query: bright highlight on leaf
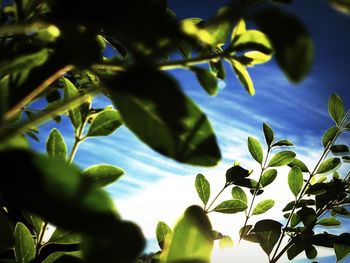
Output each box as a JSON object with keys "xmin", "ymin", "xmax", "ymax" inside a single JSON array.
[
  {"xmin": 248, "ymin": 136, "xmax": 264, "ymax": 164},
  {"xmin": 268, "ymin": 151, "xmax": 296, "ymax": 167},
  {"xmin": 213, "ymin": 199, "xmax": 248, "ymax": 214},
  {"xmin": 46, "ymin": 128, "xmax": 67, "ymax": 160},
  {"xmin": 252, "ymin": 199, "xmax": 275, "ymax": 215},
  {"xmin": 87, "ymin": 109, "xmax": 122, "ymax": 137},
  {"xmin": 288, "ymin": 166, "xmax": 303, "ymax": 197},
  {"xmin": 328, "ymin": 93, "xmax": 345, "ymax": 125},
  {"xmin": 195, "ymin": 174, "xmax": 211, "ymax": 206}
]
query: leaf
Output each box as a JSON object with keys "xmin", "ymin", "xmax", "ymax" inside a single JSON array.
[
  {"xmin": 272, "ymin": 140, "xmax": 294, "ymax": 147},
  {"xmin": 46, "ymin": 128, "xmax": 67, "ymax": 160},
  {"xmin": 86, "ymin": 109, "xmax": 122, "ymax": 137},
  {"xmin": 268, "ymin": 151, "xmax": 296, "ymax": 167},
  {"xmin": 297, "ymin": 207, "xmax": 317, "ymax": 227},
  {"xmin": 260, "ymin": 169, "xmax": 277, "ymax": 187},
  {"xmin": 213, "ymin": 200, "xmax": 248, "ymax": 214},
  {"xmin": 231, "ymin": 30, "xmax": 273, "ymax": 54},
  {"xmin": 226, "ymin": 165, "xmax": 250, "ymax": 183},
  {"xmin": 334, "ymin": 233, "xmax": 350, "ymax": 263},
  {"xmin": 332, "ymin": 207, "xmax": 350, "ymax": 216},
  {"xmin": 316, "ymin": 158, "xmax": 341, "ymax": 174},
  {"xmin": 288, "ymin": 159, "xmax": 309, "ymax": 173},
  {"xmin": 305, "ymin": 246, "xmax": 317, "ymax": 259},
  {"xmin": 161, "ymin": 206, "xmax": 213, "ymax": 262},
  {"xmin": 263, "ymin": 123, "xmax": 274, "ymax": 146},
  {"xmin": 322, "ymin": 126, "xmax": 339, "ymax": 148},
  {"xmin": 252, "ymin": 199, "xmax": 275, "ymax": 215},
  {"xmin": 237, "ymin": 51, "xmax": 272, "ymax": 66},
  {"xmin": 156, "ymin": 221, "xmax": 172, "ymax": 250},
  {"xmin": 63, "ymin": 78, "xmax": 83, "ymax": 130},
  {"xmin": 328, "ymin": 93, "xmax": 345, "ymax": 125},
  {"xmin": 328, "ymin": 0, "xmax": 350, "ymax": 15},
  {"xmin": 230, "ymin": 59, "xmax": 255, "ymax": 95},
  {"xmin": 253, "ymin": 219, "xmax": 282, "ymax": 255},
  {"xmin": 253, "ymin": 8, "xmax": 313, "ymax": 82},
  {"xmin": 81, "ymin": 164, "xmax": 124, "ymax": 187},
  {"xmin": 235, "ymin": 178, "xmax": 260, "ymax": 189},
  {"xmin": 219, "ymin": 236, "xmax": 234, "ymax": 248},
  {"xmin": 287, "ymin": 244, "xmax": 304, "ymax": 260},
  {"xmin": 248, "ymin": 136, "xmax": 264, "ymax": 164},
  {"xmin": 103, "ymin": 69, "xmax": 221, "ymax": 166},
  {"xmin": 49, "ymin": 228, "xmax": 81, "ymax": 244},
  {"xmin": 42, "ymin": 251, "xmax": 83, "ymax": 263},
  {"xmin": 317, "ymin": 217, "xmax": 341, "ymax": 226},
  {"xmin": 231, "ymin": 19, "xmax": 246, "ymax": 40},
  {"xmin": 288, "ymin": 166, "xmax": 303, "ymax": 197},
  {"xmin": 195, "ymin": 174, "xmax": 210, "ymax": 206},
  {"xmin": 14, "ymin": 222, "xmax": 35, "ymax": 263},
  {"xmin": 190, "ymin": 66, "xmax": 218, "ymax": 96},
  {"xmin": 239, "ymin": 225, "xmax": 252, "ymax": 238},
  {"xmin": 231, "ymin": 186, "xmax": 247, "ymax": 204},
  {"xmin": 330, "ymin": 145, "xmax": 349, "ymax": 154},
  {"xmin": 23, "ymin": 213, "xmax": 43, "ymax": 235}
]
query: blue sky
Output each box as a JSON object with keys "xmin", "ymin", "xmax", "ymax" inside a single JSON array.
[{"xmin": 29, "ymin": 1, "xmax": 350, "ymax": 262}]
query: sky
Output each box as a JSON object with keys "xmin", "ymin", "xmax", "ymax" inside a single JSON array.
[{"xmin": 29, "ymin": 0, "xmax": 350, "ymax": 262}]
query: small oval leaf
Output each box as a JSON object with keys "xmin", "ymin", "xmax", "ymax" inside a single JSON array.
[
  {"xmin": 316, "ymin": 158, "xmax": 341, "ymax": 175},
  {"xmin": 317, "ymin": 217, "xmax": 341, "ymax": 226},
  {"xmin": 156, "ymin": 221, "xmax": 172, "ymax": 250},
  {"xmin": 288, "ymin": 159, "xmax": 309, "ymax": 173},
  {"xmin": 213, "ymin": 200, "xmax": 248, "ymax": 214},
  {"xmin": 248, "ymin": 136, "xmax": 264, "ymax": 164},
  {"xmin": 81, "ymin": 164, "xmax": 124, "ymax": 187},
  {"xmin": 252, "ymin": 199, "xmax": 275, "ymax": 215},
  {"xmin": 268, "ymin": 151, "xmax": 296, "ymax": 167},
  {"xmin": 322, "ymin": 126, "xmax": 339, "ymax": 148},
  {"xmin": 14, "ymin": 222, "xmax": 36, "ymax": 263},
  {"xmin": 328, "ymin": 93, "xmax": 345, "ymax": 125},
  {"xmin": 260, "ymin": 169, "xmax": 277, "ymax": 187},
  {"xmin": 288, "ymin": 167, "xmax": 303, "ymax": 197},
  {"xmin": 272, "ymin": 140, "xmax": 294, "ymax": 147},
  {"xmin": 46, "ymin": 128, "xmax": 67, "ymax": 160},
  {"xmin": 195, "ymin": 174, "xmax": 211, "ymax": 206},
  {"xmin": 231, "ymin": 186, "xmax": 247, "ymax": 204},
  {"xmin": 63, "ymin": 78, "xmax": 83, "ymax": 130},
  {"xmin": 263, "ymin": 123, "xmax": 274, "ymax": 147},
  {"xmin": 87, "ymin": 110, "xmax": 122, "ymax": 137},
  {"xmin": 190, "ymin": 66, "xmax": 218, "ymax": 96}
]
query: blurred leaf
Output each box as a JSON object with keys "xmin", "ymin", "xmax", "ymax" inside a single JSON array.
[
  {"xmin": 328, "ymin": 0, "xmax": 350, "ymax": 15},
  {"xmin": 0, "ymin": 134, "xmax": 29, "ymax": 151},
  {"xmin": 230, "ymin": 59, "xmax": 255, "ymax": 95},
  {"xmin": 156, "ymin": 221, "xmax": 172, "ymax": 250},
  {"xmin": 328, "ymin": 93, "xmax": 345, "ymax": 125},
  {"xmin": 86, "ymin": 109, "xmax": 122, "ymax": 137},
  {"xmin": 343, "ymin": 156, "xmax": 350, "ymax": 162},
  {"xmin": 231, "ymin": 29, "xmax": 272, "ymax": 54},
  {"xmin": 81, "ymin": 164, "xmax": 124, "ymax": 187},
  {"xmin": 46, "ymin": 128, "xmax": 67, "ymax": 160},
  {"xmin": 42, "ymin": 251, "xmax": 83, "ymax": 263},
  {"xmin": 213, "ymin": 200, "xmax": 247, "ymax": 214},
  {"xmin": 210, "ymin": 60, "xmax": 226, "ymax": 80},
  {"xmin": 231, "ymin": 186, "xmax": 247, "ymax": 204},
  {"xmin": 288, "ymin": 159, "xmax": 309, "ymax": 173},
  {"xmin": 104, "ymin": 69, "xmax": 221, "ymax": 166},
  {"xmin": 288, "ymin": 166, "xmax": 303, "ymax": 197},
  {"xmin": 190, "ymin": 66, "xmax": 218, "ymax": 96},
  {"xmin": 316, "ymin": 158, "xmax": 341, "ymax": 174},
  {"xmin": 63, "ymin": 78, "xmax": 83, "ymax": 130},
  {"xmin": 23, "ymin": 212, "xmax": 43, "ymax": 235},
  {"xmin": 237, "ymin": 51, "xmax": 272, "ymax": 66},
  {"xmin": 252, "ymin": 199, "xmax": 275, "ymax": 215},
  {"xmin": 322, "ymin": 126, "xmax": 339, "ymax": 148},
  {"xmin": 272, "ymin": 139, "xmax": 294, "ymax": 147},
  {"xmin": 268, "ymin": 151, "xmax": 296, "ymax": 167},
  {"xmin": 253, "ymin": 8, "xmax": 313, "ymax": 82},
  {"xmin": 317, "ymin": 217, "xmax": 341, "ymax": 226},
  {"xmin": 219, "ymin": 236, "xmax": 234, "ymax": 248},
  {"xmin": 334, "ymin": 233, "xmax": 350, "ymax": 262},
  {"xmin": 231, "ymin": 19, "xmax": 246, "ymax": 40},
  {"xmin": 14, "ymin": 222, "xmax": 35, "ymax": 263},
  {"xmin": 49, "ymin": 228, "xmax": 81, "ymax": 244},
  {"xmin": 195, "ymin": 174, "xmax": 211, "ymax": 206},
  {"xmin": 305, "ymin": 246, "xmax": 317, "ymax": 259},
  {"xmin": 260, "ymin": 169, "xmax": 277, "ymax": 187},
  {"xmin": 253, "ymin": 219, "xmax": 282, "ymax": 255},
  {"xmin": 263, "ymin": 123, "xmax": 274, "ymax": 146},
  {"xmin": 161, "ymin": 206, "xmax": 213, "ymax": 262},
  {"xmin": 0, "ymin": 212, "xmax": 14, "ymax": 252},
  {"xmin": 291, "ymin": 213, "xmax": 301, "ymax": 227},
  {"xmin": 332, "ymin": 207, "xmax": 350, "ymax": 216},
  {"xmin": 330, "ymin": 145, "xmax": 349, "ymax": 154},
  {"xmin": 248, "ymin": 136, "xmax": 264, "ymax": 164}
]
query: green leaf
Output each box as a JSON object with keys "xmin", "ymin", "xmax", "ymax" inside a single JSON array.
[
  {"xmin": 316, "ymin": 158, "xmax": 341, "ymax": 174},
  {"xmin": 161, "ymin": 206, "xmax": 213, "ymax": 263},
  {"xmin": 330, "ymin": 145, "xmax": 349, "ymax": 154},
  {"xmin": 297, "ymin": 207, "xmax": 317, "ymax": 227},
  {"xmin": 263, "ymin": 123, "xmax": 274, "ymax": 146},
  {"xmin": 230, "ymin": 59, "xmax": 255, "ymax": 95},
  {"xmin": 239, "ymin": 225, "xmax": 252, "ymax": 239},
  {"xmin": 63, "ymin": 78, "xmax": 83, "ymax": 130},
  {"xmin": 328, "ymin": 93, "xmax": 345, "ymax": 125},
  {"xmin": 305, "ymin": 245, "xmax": 317, "ymax": 259},
  {"xmin": 23, "ymin": 213, "xmax": 43, "ymax": 235},
  {"xmin": 219, "ymin": 236, "xmax": 234, "ymax": 248},
  {"xmin": 260, "ymin": 169, "xmax": 277, "ymax": 187},
  {"xmin": 234, "ymin": 178, "xmax": 260, "ymax": 189},
  {"xmin": 288, "ymin": 159, "xmax": 309, "ymax": 173},
  {"xmin": 328, "ymin": 0, "xmax": 350, "ymax": 15},
  {"xmin": 190, "ymin": 66, "xmax": 218, "ymax": 96},
  {"xmin": 253, "ymin": 8, "xmax": 313, "ymax": 82},
  {"xmin": 332, "ymin": 207, "xmax": 350, "ymax": 216},
  {"xmin": 42, "ymin": 251, "xmax": 83, "ymax": 263},
  {"xmin": 317, "ymin": 217, "xmax": 341, "ymax": 226},
  {"xmin": 195, "ymin": 174, "xmax": 210, "ymax": 206},
  {"xmin": 231, "ymin": 186, "xmax": 247, "ymax": 204},
  {"xmin": 156, "ymin": 221, "xmax": 172, "ymax": 250},
  {"xmin": 14, "ymin": 222, "xmax": 35, "ymax": 263},
  {"xmin": 103, "ymin": 69, "xmax": 221, "ymax": 166},
  {"xmin": 236, "ymin": 51, "xmax": 272, "ymax": 67},
  {"xmin": 287, "ymin": 244, "xmax": 304, "ymax": 260},
  {"xmin": 248, "ymin": 136, "xmax": 264, "ymax": 164},
  {"xmin": 0, "ymin": 212, "xmax": 14, "ymax": 252},
  {"xmin": 288, "ymin": 166, "xmax": 303, "ymax": 197},
  {"xmin": 86, "ymin": 109, "xmax": 122, "ymax": 137},
  {"xmin": 272, "ymin": 140, "xmax": 294, "ymax": 147},
  {"xmin": 231, "ymin": 30, "xmax": 273, "ymax": 54},
  {"xmin": 81, "ymin": 164, "xmax": 124, "ymax": 187},
  {"xmin": 231, "ymin": 19, "xmax": 246, "ymax": 40},
  {"xmin": 322, "ymin": 126, "xmax": 339, "ymax": 148},
  {"xmin": 268, "ymin": 151, "xmax": 296, "ymax": 167},
  {"xmin": 213, "ymin": 200, "xmax": 247, "ymax": 214},
  {"xmin": 46, "ymin": 128, "xmax": 67, "ymax": 160},
  {"xmin": 252, "ymin": 199, "xmax": 275, "ymax": 215},
  {"xmin": 291, "ymin": 213, "xmax": 301, "ymax": 227},
  {"xmin": 49, "ymin": 228, "xmax": 81, "ymax": 244},
  {"xmin": 334, "ymin": 233, "xmax": 350, "ymax": 263},
  {"xmin": 253, "ymin": 219, "xmax": 282, "ymax": 255}
]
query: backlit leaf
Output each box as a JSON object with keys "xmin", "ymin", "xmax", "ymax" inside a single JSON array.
[
  {"xmin": 317, "ymin": 217, "xmax": 341, "ymax": 226},
  {"xmin": 328, "ymin": 93, "xmax": 345, "ymax": 125},
  {"xmin": 231, "ymin": 186, "xmax": 247, "ymax": 203},
  {"xmin": 219, "ymin": 236, "xmax": 234, "ymax": 248},
  {"xmin": 260, "ymin": 169, "xmax": 277, "ymax": 187},
  {"xmin": 156, "ymin": 221, "xmax": 172, "ymax": 250},
  {"xmin": 316, "ymin": 158, "xmax": 341, "ymax": 174},
  {"xmin": 63, "ymin": 78, "xmax": 83, "ymax": 130},
  {"xmin": 268, "ymin": 151, "xmax": 296, "ymax": 167},
  {"xmin": 263, "ymin": 123, "xmax": 274, "ymax": 146},
  {"xmin": 195, "ymin": 174, "xmax": 211, "ymax": 206},
  {"xmin": 49, "ymin": 228, "xmax": 81, "ymax": 244},
  {"xmin": 272, "ymin": 140, "xmax": 294, "ymax": 147},
  {"xmin": 213, "ymin": 200, "xmax": 247, "ymax": 214},
  {"xmin": 81, "ymin": 164, "xmax": 124, "ymax": 187},
  {"xmin": 252, "ymin": 199, "xmax": 275, "ymax": 215},
  {"xmin": 87, "ymin": 110, "xmax": 122, "ymax": 137},
  {"xmin": 288, "ymin": 159, "xmax": 309, "ymax": 173},
  {"xmin": 253, "ymin": 219, "xmax": 282, "ymax": 255},
  {"xmin": 248, "ymin": 136, "xmax": 264, "ymax": 164},
  {"xmin": 322, "ymin": 126, "xmax": 339, "ymax": 148},
  {"xmin": 230, "ymin": 59, "xmax": 255, "ymax": 95},
  {"xmin": 288, "ymin": 166, "xmax": 303, "ymax": 197},
  {"xmin": 46, "ymin": 128, "xmax": 67, "ymax": 160}
]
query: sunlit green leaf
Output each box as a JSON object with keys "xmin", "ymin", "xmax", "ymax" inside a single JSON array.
[
  {"xmin": 263, "ymin": 123, "xmax": 274, "ymax": 146},
  {"xmin": 268, "ymin": 151, "xmax": 296, "ymax": 167},
  {"xmin": 156, "ymin": 221, "xmax": 172, "ymax": 250},
  {"xmin": 42, "ymin": 251, "xmax": 83, "ymax": 263},
  {"xmin": 219, "ymin": 236, "xmax": 234, "ymax": 248},
  {"xmin": 252, "ymin": 199, "xmax": 275, "ymax": 215},
  {"xmin": 14, "ymin": 222, "xmax": 35, "ymax": 263},
  {"xmin": 230, "ymin": 59, "xmax": 255, "ymax": 95},
  {"xmin": 334, "ymin": 233, "xmax": 350, "ymax": 263},
  {"xmin": 288, "ymin": 159, "xmax": 309, "ymax": 173},
  {"xmin": 288, "ymin": 166, "xmax": 303, "ymax": 197},
  {"xmin": 248, "ymin": 136, "xmax": 264, "ymax": 164},
  {"xmin": 190, "ymin": 66, "xmax": 218, "ymax": 96},
  {"xmin": 86, "ymin": 109, "xmax": 122, "ymax": 137},
  {"xmin": 63, "ymin": 78, "xmax": 83, "ymax": 130},
  {"xmin": 231, "ymin": 186, "xmax": 247, "ymax": 204},
  {"xmin": 328, "ymin": 93, "xmax": 345, "ymax": 125},
  {"xmin": 46, "ymin": 128, "xmax": 67, "ymax": 160},
  {"xmin": 316, "ymin": 158, "xmax": 341, "ymax": 174},
  {"xmin": 81, "ymin": 164, "xmax": 124, "ymax": 187},
  {"xmin": 195, "ymin": 174, "xmax": 211, "ymax": 206},
  {"xmin": 260, "ymin": 169, "xmax": 277, "ymax": 187},
  {"xmin": 49, "ymin": 228, "xmax": 81, "ymax": 244},
  {"xmin": 322, "ymin": 126, "xmax": 339, "ymax": 148},
  {"xmin": 272, "ymin": 140, "xmax": 294, "ymax": 147},
  {"xmin": 317, "ymin": 217, "xmax": 341, "ymax": 226},
  {"xmin": 213, "ymin": 200, "xmax": 247, "ymax": 214}
]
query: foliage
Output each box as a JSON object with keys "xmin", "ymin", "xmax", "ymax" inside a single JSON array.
[{"xmin": 0, "ymin": 0, "xmax": 348, "ymax": 262}]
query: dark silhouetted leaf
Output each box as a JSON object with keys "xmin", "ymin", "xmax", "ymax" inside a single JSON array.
[
  {"xmin": 253, "ymin": 219, "xmax": 282, "ymax": 255},
  {"xmin": 46, "ymin": 128, "xmax": 67, "ymax": 160},
  {"xmin": 330, "ymin": 145, "xmax": 349, "ymax": 154},
  {"xmin": 288, "ymin": 166, "xmax": 303, "ymax": 197},
  {"xmin": 81, "ymin": 164, "xmax": 124, "ymax": 187},
  {"xmin": 287, "ymin": 244, "xmax": 304, "ymax": 260},
  {"xmin": 322, "ymin": 126, "xmax": 339, "ymax": 148},
  {"xmin": 0, "ymin": 212, "xmax": 14, "ymax": 252},
  {"xmin": 226, "ymin": 165, "xmax": 250, "ymax": 183},
  {"xmin": 86, "ymin": 110, "xmax": 122, "ymax": 137},
  {"xmin": 328, "ymin": 93, "xmax": 345, "ymax": 125},
  {"xmin": 252, "ymin": 199, "xmax": 274, "ymax": 215},
  {"xmin": 190, "ymin": 66, "xmax": 218, "ymax": 96},
  {"xmin": 260, "ymin": 169, "xmax": 277, "ymax": 187},
  {"xmin": 248, "ymin": 136, "xmax": 264, "ymax": 164},
  {"xmin": 305, "ymin": 245, "xmax": 317, "ymax": 259},
  {"xmin": 195, "ymin": 174, "xmax": 210, "ymax": 206},
  {"xmin": 156, "ymin": 221, "xmax": 172, "ymax": 250},
  {"xmin": 334, "ymin": 233, "xmax": 350, "ymax": 262},
  {"xmin": 297, "ymin": 207, "xmax": 317, "ymax": 227},
  {"xmin": 213, "ymin": 200, "xmax": 248, "ymax": 214},
  {"xmin": 268, "ymin": 151, "xmax": 296, "ymax": 167}
]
